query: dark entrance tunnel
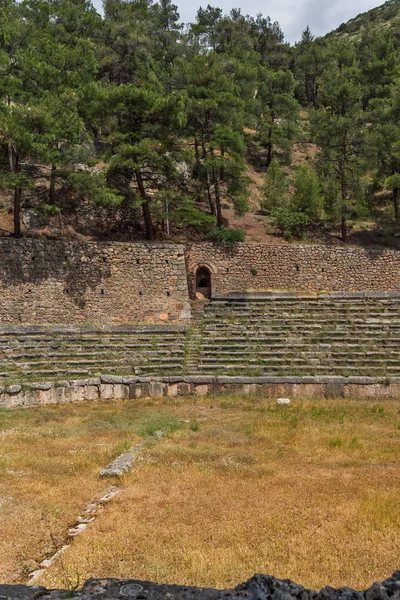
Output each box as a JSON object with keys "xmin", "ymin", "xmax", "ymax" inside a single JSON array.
[{"xmin": 195, "ymin": 266, "xmax": 212, "ymax": 299}]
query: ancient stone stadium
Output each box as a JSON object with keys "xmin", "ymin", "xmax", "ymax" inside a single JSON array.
[
  {"xmin": 2, "ymin": 240, "xmax": 400, "ymax": 596},
  {"xmin": 2, "ymin": 240, "xmax": 400, "ymax": 406}
]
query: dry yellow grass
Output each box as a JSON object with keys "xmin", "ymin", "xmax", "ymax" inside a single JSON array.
[
  {"xmin": 0, "ymin": 401, "xmax": 180, "ymax": 584},
  {"xmin": 27, "ymin": 397, "xmax": 400, "ymax": 592}
]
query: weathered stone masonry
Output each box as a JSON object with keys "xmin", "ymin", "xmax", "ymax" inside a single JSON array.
[
  {"xmin": 186, "ymin": 243, "xmax": 400, "ymax": 296},
  {"xmin": 2, "ymin": 240, "xmax": 400, "ymax": 325},
  {"xmin": 0, "ymin": 240, "xmax": 190, "ymax": 324}
]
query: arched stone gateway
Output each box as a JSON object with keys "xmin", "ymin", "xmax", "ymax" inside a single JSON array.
[{"xmin": 195, "ymin": 266, "xmax": 212, "ymax": 299}]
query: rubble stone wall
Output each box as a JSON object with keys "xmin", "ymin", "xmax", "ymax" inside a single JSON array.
[
  {"xmin": 186, "ymin": 243, "xmax": 400, "ymax": 296},
  {"xmin": 0, "ymin": 240, "xmax": 190, "ymax": 324},
  {"xmin": 3, "ymin": 240, "xmax": 400, "ymax": 324}
]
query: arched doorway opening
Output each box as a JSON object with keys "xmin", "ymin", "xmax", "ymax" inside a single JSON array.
[{"xmin": 196, "ymin": 266, "xmax": 212, "ymax": 299}]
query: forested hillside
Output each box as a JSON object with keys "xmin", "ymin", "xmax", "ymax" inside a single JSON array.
[{"xmin": 1, "ymin": 0, "xmax": 400, "ymax": 245}]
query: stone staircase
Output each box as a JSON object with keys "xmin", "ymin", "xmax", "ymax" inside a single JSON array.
[
  {"xmin": 0, "ymin": 325, "xmax": 187, "ymax": 385},
  {"xmin": 2, "ymin": 293, "xmax": 400, "ymax": 385},
  {"xmin": 194, "ymin": 293, "xmax": 400, "ymax": 377},
  {"xmin": 184, "ymin": 302, "xmax": 206, "ymax": 372}
]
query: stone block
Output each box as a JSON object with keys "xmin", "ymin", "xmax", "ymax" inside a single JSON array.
[
  {"xmin": 185, "ymin": 376, "xmax": 215, "ymax": 384},
  {"xmin": 101, "ymin": 375, "xmax": 123, "ymax": 384},
  {"xmin": 38, "ymin": 389, "xmax": 53, "ymax": 405},
  {"xmin": 64, "ymin": 386, "xmax": 85, "ymax": 403},
  {"xmin": 30, "ymin": 382, "xmax": 54, "ymax": 391},
  {"xmin": 7, "ymin": 385, "xmax": 21, "ymax": 394},
  {"xmin": 149, "ymin": 381, "xmax": 165, "ymax": 398},
  {"xmin": 326, "ymin": 382, "xmax": 344, "ymax": 398},
  {"xmin": 194, "ymin": 384, "xmax": 209, "ymax": 396},
  {"xmin": 178, "ymin": 382, "xmax": 194, "ymax": 396},
  {"xmin": 112, "ymin": 384, "xmax": 129, "ymax": 400},
  {"xmin": 242, "ymin": 384, "xmax": 262, "ymax": 396},
  {"xmin": 52, "ymin": 387, "xmax": 66, "ymax": 404},
  {"xmin": 99, "ymin": 384, "xmax": 114, "ymax": 400},
  {"xmin": 293, "ymin": 383, "xmax": 323, "ymax": 398},
  {"xmin": 130, "ymin": 383, "xmax": 150, "ymax": 399},
  {"xmin": 167, "ymin": 384, "xmax": 179, "ymax": 397},
  {"xmin": 85, "ymin": 385, "xmax": 99, "ymax": 401}
]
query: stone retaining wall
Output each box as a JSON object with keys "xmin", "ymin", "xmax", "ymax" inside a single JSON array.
[
  {"xmin": 186, "ymin": 243, "xmax": 400, "ymax": 296},
  {"xmin": 3, "ymin": 240, "xmax": 400, "ymax": 325},
  {"xmin": 0, "ymin": 240, "xmax": 190, "ymax": 324},
  {"xmin": 2, "ymin": 375, "xmax": 400, "ymax": 409}
]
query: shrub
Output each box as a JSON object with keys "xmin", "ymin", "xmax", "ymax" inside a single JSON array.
[
  {"xmin": 261, "ymin": 158, "xmax": 289, "ymax": 214},
  {"xmin": 209, "ymin": 226, "xmax": 245, "ymax": 246},
  {"xmin": 270, "ymin": 204, "xmax": 310, "ymax": 239},
  {"xmin": 292, "ymin": 164, "xmax": 323, "ymax": 220}
]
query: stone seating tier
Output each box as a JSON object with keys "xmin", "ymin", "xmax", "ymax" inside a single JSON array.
[
  {"xmin": 193, "ymin": 295, "xmax": 400, "ymax": 377},
  {"xmin": 2, "ymin": 294, "xmax": 400, "ymax": 383}
]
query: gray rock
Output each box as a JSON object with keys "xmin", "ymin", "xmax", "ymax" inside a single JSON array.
[
  {"xmin": 22, "ymin": 209, "xmax": 45, "ymax": 230},
  {"xmin": 1, "ymin": 572, "xmax": 400, "ymax": 600},
  {"xmin": 7, "ymin": 385, "xmax": 21, "ymax": 394},
  {"xmin": 100, "ymin": 375, "xmax": 123, "ymax": 384},
  {"xmin": 30, "ymin": 382, "xmax": 54, "ymax": 391}
]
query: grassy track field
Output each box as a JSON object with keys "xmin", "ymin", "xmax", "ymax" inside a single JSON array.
[{"xmin": 1, "ymin": 397, "xmax": 399, "ymax": 591}]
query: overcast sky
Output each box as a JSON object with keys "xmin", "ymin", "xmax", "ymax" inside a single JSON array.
[{"xmin": 93, "ymin": 0, "xmax": 386, "ymax": 45}]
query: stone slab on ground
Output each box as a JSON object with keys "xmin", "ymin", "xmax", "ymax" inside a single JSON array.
[{"xmin": 99, "ymin": 440, "xmax": 148, "ymax": 477}]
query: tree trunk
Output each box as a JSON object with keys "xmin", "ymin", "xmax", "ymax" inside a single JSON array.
[
  {"xmin": 206, "ymin": 171, "xmax": 216, "ymax": 216},
  {"xmin": 213, "ymin": 167, "xmax": 223, "ymax": 227},
  {"xmin": 8, "ymin": 142, "xmax": 14, "ymax": 172},
  {"xmin": 394, "ymin": 187, "xmax": 399, "ymax": 220},
  {"xmin": 341, "ymin": 214, "xmax": 347, "ymax": 243},
  {"xmin": 266, "ymin": 125, "xmax": 273, "ymax": 170},
  {"xmin": 12, "ymin": 153, "xmax": 21, "ymax": 238},
  {"xmin": 14, "ymin": 186, "xmax": 21, "ymax": 238},
  {"xmin": 220, "ymin": 148, "xmax": 225, "ymax": 181},
  {"xmin": 49, "ymin": 163, "xmax": 57, "ymax": 204},
  {"xmin": 194, "ymin": 138, "xmax": 200, "ymax": 179},
  {"xmin": 340, "ymin": 161, "xmax": 347, "ymax": 243},
  {"xmin": 201, "ymin": 138, "xmax": 215, "ymax": 216},
  {"xmin": 136, "ymin": 171, "xmax": 156, "ymax": 240}
]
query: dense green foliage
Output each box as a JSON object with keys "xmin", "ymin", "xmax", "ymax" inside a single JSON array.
[{"xmin": 1, "ymin": 0, "xmax": 400, "ymax": 241}]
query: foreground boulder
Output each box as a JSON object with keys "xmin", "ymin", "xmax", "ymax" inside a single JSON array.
[{"xmin": 1, "ymin": 572, "xmax": 400, "ymax": 600}]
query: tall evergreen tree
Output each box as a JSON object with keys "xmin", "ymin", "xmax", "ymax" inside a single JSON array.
[{"xmin": 311, "ymin": 40, "xmax": 365, "ymax": 241}]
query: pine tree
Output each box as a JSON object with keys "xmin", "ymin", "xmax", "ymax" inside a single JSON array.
[
  {"xmin": 261, "ymin": 158, "xmax": 289, "ymax": 214},
  {"xmin": 311, "ymin": 40, "xmax": 365, "ymax": 241},
  {"xmin": 104, "ymin": 85, "xmax": 187, "ymax": 240},
  {"xmin": 293, "ymin": 27, "xmax": 327, "ymax": 107},
  {"xmin": 255, "ymin": 68, "xmax": 299, "ymax": 169},
  {"xmin": 292, "ymin": 164, "xmax": 322, "ymax": 220}
]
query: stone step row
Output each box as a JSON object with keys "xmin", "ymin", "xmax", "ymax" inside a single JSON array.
[
  {"xmin": 199, "ymin": 340, "xmax": 400, "ymax": 348},
  {"xmin": 203, "ymin": 333, "xmax": 400, "ymax": 340},
  {"xmin": 4, "ymin": 349, "xmax": 185, "ymax": 360},
  {"xmin": 210, "ymin": 295, "xmax": 400, "ymax": 303},
  {"xmin": 198, "ymin": 356, "xmax": 400, "ymax": 365},
  {"xmin": 206, "ymin": 305, "xmax": 400, "ymax": 313},
  {"xmin": 207, "ymin": 301, "xmax": 400, "ymax": 308},
  {"xmin": 0, "ymin": 336, "xmax": 185, "ymax": 345},
  {"xmin": 199, "ymin": 350, "xmax": 400, "ymax": 358},
  {"xmin": 204, "ymin": 321, "xmax": 400, "ymax": 329},
  {"xmin": 0, "ymin": 364, "xmax": 185, "ymax": 381},
  {"xmin": 0, "ymin": 356, "xmax": 184, "ymax": 369},
  {"xmin": 206, "ymin": 315, "xmax": 400, "ymax": 322},
  {"xmin": 196, "ymin": 364, "xmax": 400, "ymax": 374}
]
